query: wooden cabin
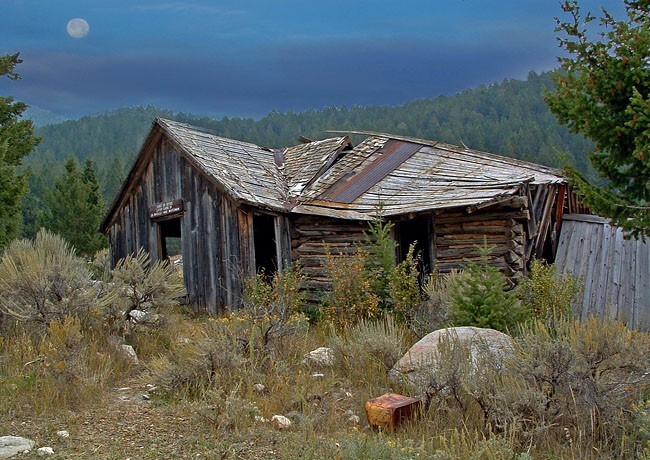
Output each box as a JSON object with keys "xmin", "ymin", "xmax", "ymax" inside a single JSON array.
[{"xmin": 101, "ymin": 118, "xmax": 581, "ymax": 313}]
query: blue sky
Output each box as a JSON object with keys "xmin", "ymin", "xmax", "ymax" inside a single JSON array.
[{"xmin": 1, "ymin": 0, "xmax": 624, "ymax": 119}]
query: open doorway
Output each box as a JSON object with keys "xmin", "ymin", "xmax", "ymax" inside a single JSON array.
[
  {"xmin": 158, "ymin": 217, "xmax": 182, "ymax": 261},
  {"xmin": 253, "ymin": 213, "xmax": 278, "ymax": 277},
  {"xmin": 396, "ymin": 216, "xmax": 433, "ymax": 275}
]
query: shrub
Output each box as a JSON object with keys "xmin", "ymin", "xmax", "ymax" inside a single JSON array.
[
  {"xmin": 1, "ymin": 316, "xmax": 134, "ymax": 413},
  {"xmin": 504, "ymin": 317, "xmax": 650, "ymax": 452},
  {"xmin": 330, "ymin": 316, "xmax": 407, "ymax": 383},
  {"xmin": 239, "ymin": 265, "xmax": 308, "ymax": 354},
  {"xmin": 323, "ymin": 248, "xmax": 380, "ymax": 328},
  {"xmin": 399, "ymin": 270, "xmax": 463, "ymax": 338},
  {"xmin": 388, "ymin": 243, "xmax": 421, "ymax": 323},
  {"xmin": 102, "ymin": 249, "xmax": 183, "ymax": 336},
  {"xmin": 364, "ymin": 214, "xmax": 397, "ymax": 310},
  {"xmin": 447, "ymin": 249, "xmax": 528, "ymax": 332},
  {"xmin": 519, "ymin": 259, "xmax": 582, "ymax": 323},
  {"xmin": 0, "ymin": 229, "xmax": 95, "ymax": 329},
  {"xmin": 415, "ymin": 316, "xmax": 650, "ymax": 457},
  {"xmin": 146, "ymin": 322, "xmax": 243, "ymax": 397}
]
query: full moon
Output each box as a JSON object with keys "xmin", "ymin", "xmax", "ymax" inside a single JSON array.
[{"xmin": 67, "ymin": 18, "xmax": 89, "ymax": 39}]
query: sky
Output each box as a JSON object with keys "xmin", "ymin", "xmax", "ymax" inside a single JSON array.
[{"xmin": 1, "ymin": 0, "xmax": 625, "ymax": 120}]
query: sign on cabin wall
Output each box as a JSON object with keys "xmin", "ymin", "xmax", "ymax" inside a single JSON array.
[{"xmin": 149, "ymin": 199, "xmax": 184, "ymax": 219}]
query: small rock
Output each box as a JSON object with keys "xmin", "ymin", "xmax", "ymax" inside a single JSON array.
[
  {"xmin": 37, "ymin": 446, "xmax": 54, "ymax": 456},
  {"xmin": 56, "ymin": 430, "xmax": 69, "ymax": 438},
  {"xmin": 270, "ymin": 415, "xmax": 292, "ymax": 429},
  {"xmin": 311, "ymin": 373, "xmax": 325, "ymax": 378},
  {"xmin": 252, "ymin": 383, "xmax": 265, "ymax": 392},
  {"xmin": 348, "ymin": 414, "xmax": 360, "ymax": 424},
  {"xmin": 128, "ymin": 309, "xmax": 147, "ymax": 322},
  {"xmin": 141, "ymin": 393, "xmax": 151, "ymax": 401},
  {"xmin": 285, "ymin": 411, "xmax": 304, "ymax": 424},
  {"xmin": 120, "ymin": 344, "xmax": 139, "ymax": 365},
  {"xmin": 0, "ymin": 436, "xmax": 35, "ymax": 458},
  {"xmin": 254, "ymin": 416, "xmax": 269, "ymax": 423},
  {"xmin": 302, "ymin": 347, "xmax": 334, "ymax": 367},
  {"xmin": 145, "ymin": 384, "xmax": 158, "ymax": 392}
]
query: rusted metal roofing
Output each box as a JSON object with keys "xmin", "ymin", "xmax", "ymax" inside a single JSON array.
[
  {"xmin": 320, "ymin": 140, "xmax": 422, "ymax": 203},
  {"xmin": 555, "ymin": 214, "xmax": 649, "ymax": 330},
  {"xmin": 292, "ymin": 134, "xmax": 565, "ymax": 219}
]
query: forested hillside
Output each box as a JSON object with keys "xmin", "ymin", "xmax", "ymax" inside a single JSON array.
[{"xmin": 22, "ymin": 71, "xmax": 594, "ymax": 238}]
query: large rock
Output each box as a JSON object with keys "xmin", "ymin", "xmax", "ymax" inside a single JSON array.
[
  {"xmin": 0, "ymin": 436, "xmax": 35, "ymax": 458},
  {"xmin": 389, "ymin": 326, "xmax": 514, "ymax": 388}
]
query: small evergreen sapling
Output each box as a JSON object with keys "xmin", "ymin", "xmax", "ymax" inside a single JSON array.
[{"xmin": 447, "ymin": 246, "xmax": 528, "ymax": 332}]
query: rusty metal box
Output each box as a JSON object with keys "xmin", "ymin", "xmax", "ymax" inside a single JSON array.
[{"xmin": 365, "ymin": 393, "xmax": 421, "ymax": 429}]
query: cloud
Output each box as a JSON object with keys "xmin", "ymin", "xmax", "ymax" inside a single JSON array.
[
  {"xmin": 3, "ymin": 34, "xmax": 558, "ymax": 119},
  {"xmin": 130, "ymin": 2, "xmax": 245, "ymax": 16}
]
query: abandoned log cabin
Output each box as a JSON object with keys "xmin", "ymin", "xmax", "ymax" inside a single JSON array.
[{"xmin": 100, "ymin": 118, "xmax": 584, "ymax": 313}]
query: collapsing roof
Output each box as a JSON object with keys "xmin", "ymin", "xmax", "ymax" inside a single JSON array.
[{"xmin": 103, "ymin": 118, "xmax": 567, "ymax": 230}]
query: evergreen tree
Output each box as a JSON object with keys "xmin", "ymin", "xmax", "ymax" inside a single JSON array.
[
  {"xmin": 40, "ymin": 158, "xmax": 108, "ymax": 257},
  {"xmin": 546, "ymin": 0, "xmax": 650, "ymax": 237},
  {"xmin": 0, "ymin": 53, "xmax": 40, "ymax": 248}
]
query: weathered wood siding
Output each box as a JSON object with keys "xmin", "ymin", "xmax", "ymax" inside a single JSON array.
[
  {"xmin": 290, "ymin": 216, "xmax": 370, "ymax": 300},
  {"xmin": 291, "ymin": 184, "xmax": 569, "ymax": 299},
  {"xmin": 435, "ymin": 208, "xmax": 527, "ymax": 281},
  {"xmin": 106, "ymin": 136, "xmax": 285, "ymax": 313},
  {"xmin": 555, "ymin": 214, "xmax": 649, "ymax": 331}
]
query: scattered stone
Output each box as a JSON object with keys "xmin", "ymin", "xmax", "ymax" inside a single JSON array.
[
  {"xmin": 119, "ymin": 344, "xmax": 139, "ymax": 365},
  {"xmin": 128, "ymin": 309, "xmax": 147, "ymax": 322},
  {"xmin": 145, "ymin": 384, "xmax": 158, "ymax": 392},
  {"xmin": 270, "ymin": 415, "xmax": 292, "ymax": 429},
  {"xmin": 348, "ymin": 414, "xmax": 361, "ymax": 424},
  {"xmin": 285, "ymin": 411, "xmax": 304, "ymax": 424},
  {"xmin": 302, "ymin": 347, "xmax": 334, "ymax": 367},
  {"xmin": 254, "ymin": 416, "xmax": 269, "ymax": 423},
  {"xmin": 389, "ymin": 326, "xmax": 514, "ymax": 389},
  {"xmin": 56, "ymin": 430, "xmax": 69, "ymax": 438},
  {"xmin": 0, "ymin": 436, "xmax": 35, "ymax": 458},
  {"xmin": 141, "ymin": 393, "xmax": 151, "ymax": 401},
  {"xmin": 253, "ymin": 383, "xmax": 265, "ymax": 392},
  {"xmin": 37, "ymin": 447, "xmax": 54, "ymax": 456},
  {"xmin": 311, "ymin": 373, "xmax": 325, "ymax": 379}
]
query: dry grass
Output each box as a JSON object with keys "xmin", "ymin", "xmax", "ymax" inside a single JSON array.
[{"xmin": 2, "ymin": 310, "xmax": 648, "ymax": 459}]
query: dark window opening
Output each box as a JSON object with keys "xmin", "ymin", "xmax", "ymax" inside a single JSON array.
[
  {"xmin": 396, "ymin": 217, "xmax": 433, "ymax": 276},
  {"xmin": 253, "ymin": 214, "xmax": 277, "ymax": 277},
  {"xmin": 159, "ymin": 217, "xmax": 182, "ymax": 261}
]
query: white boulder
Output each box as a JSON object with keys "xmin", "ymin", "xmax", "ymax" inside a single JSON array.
[
  {"xmin": 390, "ymin": 326, "xmax": 514, "ymax": 388},
  {"xmin": 302, "ymin": 347, "xmax": 334, "ymax": 367},
  {"xmin": 0, "ymin": 436, "xmax": 35, "ymax": 458},
  {"xmin": 119, "ymin": 344, "xmax": 139, "ymax": 365},
  {"xmin": 271, "ymin": 415, "xmax": 292, "ymax": 429},
  {"xmin": 37, "ymin": 447, "xmax": 54, "ymax": 456}
]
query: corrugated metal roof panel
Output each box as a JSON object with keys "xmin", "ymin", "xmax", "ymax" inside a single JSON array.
[{"xmin": 320, "ymin": 140, "xmax": 422, "ymax": 203}]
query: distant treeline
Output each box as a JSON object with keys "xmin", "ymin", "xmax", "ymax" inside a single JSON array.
[{"xmin": 21, "ymin": 70, "xmax": 594, "ymax": 238}]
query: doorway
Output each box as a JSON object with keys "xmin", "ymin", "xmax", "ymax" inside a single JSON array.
[
  {"xmin": 158, "ymin": 217, "xmax": 182, "ymax": 261},
  {"xmin": 396, "ymin": 216, "xmax": 433, "ymax": 275},
  {"xmin": 253, "ymin": 213, "xmax": 278, "ymax": 277}
]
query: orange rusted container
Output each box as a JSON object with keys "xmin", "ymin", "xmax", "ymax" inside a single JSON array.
[{"xmin": 365, "ymin": 393, "xmax": 421, "ymax": 429}]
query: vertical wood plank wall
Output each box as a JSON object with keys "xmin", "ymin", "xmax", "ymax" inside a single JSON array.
[{"xmin": 106, "ymin": 137, "xmax": 266, "ymax": 313}]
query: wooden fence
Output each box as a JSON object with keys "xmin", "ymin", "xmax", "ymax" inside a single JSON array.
[{"xmin": 555, "ymin": 214, "xmax": 649, "ymax": 331}]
